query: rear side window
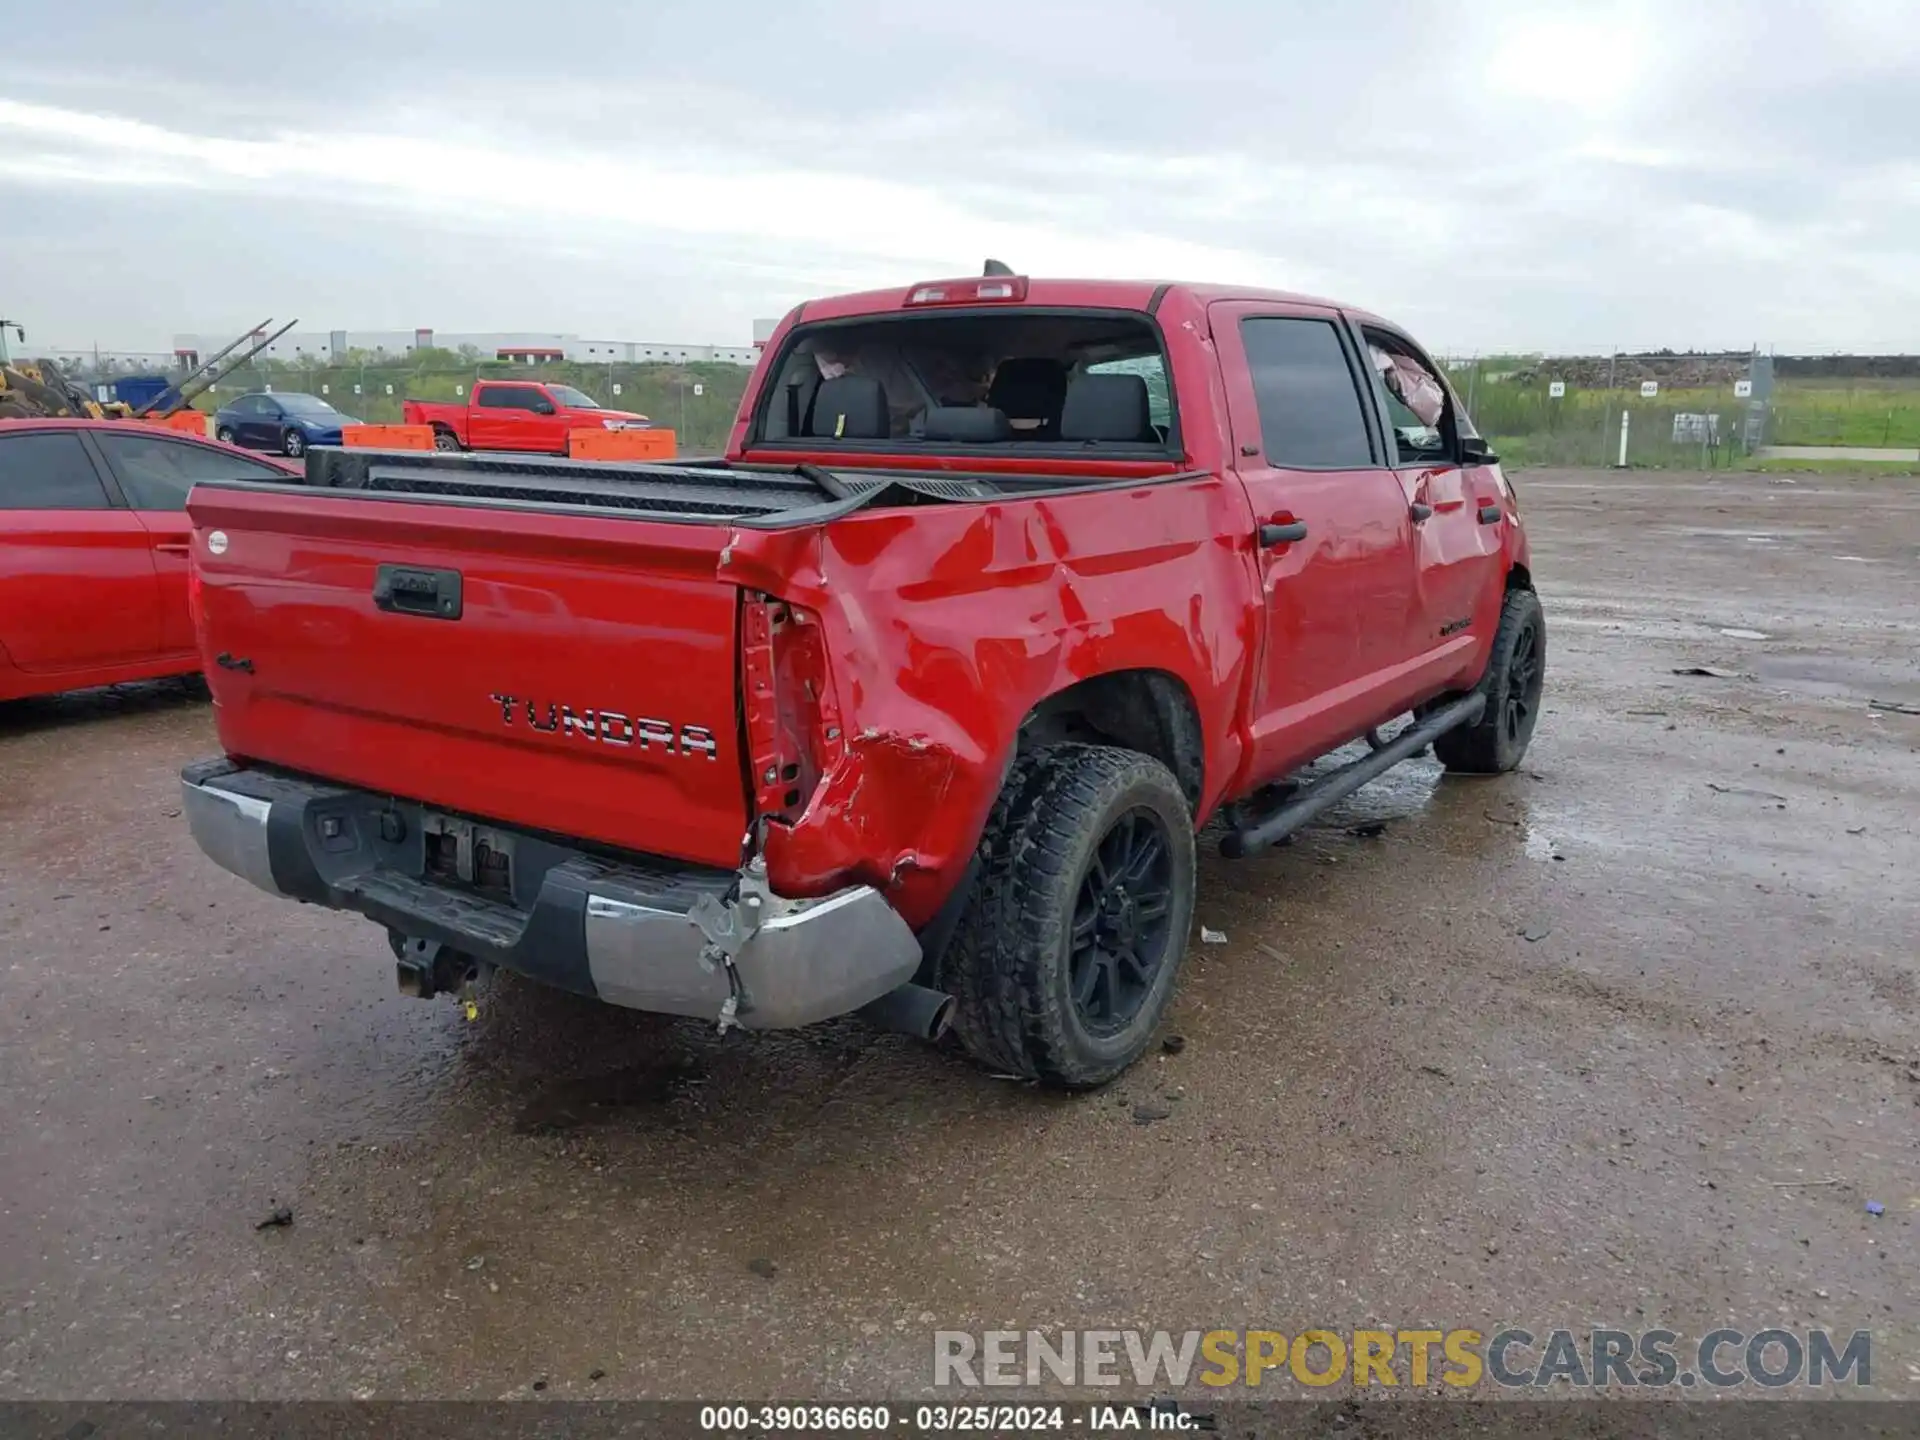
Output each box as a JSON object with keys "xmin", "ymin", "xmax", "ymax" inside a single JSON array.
[
  {"xmin": 0, "ymin": 433, "xmax": 113, "ymax": 509},
  {"xmin": 478, "ymin": 385, "xmax": 538, "ymax": 410},
  {"xmin": 94, "ymin": 433, "xmax": 287, "ymax": 510},
  {"xmin": 1240, "ymin": 317, "xmax": 1376, "ymax": 468}
]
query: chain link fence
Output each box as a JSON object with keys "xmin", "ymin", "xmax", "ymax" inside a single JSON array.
[
  {"xmin": 47, "ymin": 346, "xmax": 1920, "ymax": 471},
  {"xmin": 1439, "ymin": 351, "xmax": 1920, "ymax": 469}
]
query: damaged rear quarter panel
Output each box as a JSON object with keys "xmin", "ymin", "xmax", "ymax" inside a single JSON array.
[{"xmin": 726, "ymin": 474, "xmax": 1261, "ymax": 929}]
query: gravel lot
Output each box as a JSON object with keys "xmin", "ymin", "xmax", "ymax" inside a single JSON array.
[{"xmin": 2, "ymin": 468, "xmax": 1916, "ymax": 1401}]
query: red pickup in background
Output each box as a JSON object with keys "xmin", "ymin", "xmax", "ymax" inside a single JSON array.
[{"xmin": 403, "ymin": 379, "xmax": 650, "ymax": 454}]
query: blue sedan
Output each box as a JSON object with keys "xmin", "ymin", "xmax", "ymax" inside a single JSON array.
[{"xmin": 213, "ymin": 391, "xmax": 361, "ymax": 457}]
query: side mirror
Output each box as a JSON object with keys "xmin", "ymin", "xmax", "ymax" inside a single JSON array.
[
  {"xmin": 531, "ymin": 398, "xmax": 556, "ymax": 415},
  {"xmin": 1460, "ymin": 434, "xmax": 1500, "ymax": 466}
]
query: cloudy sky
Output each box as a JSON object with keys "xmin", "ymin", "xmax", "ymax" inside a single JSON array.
[{"xmin": 2, "ymin": 1, "xmax": 1914, "ymax": 356}]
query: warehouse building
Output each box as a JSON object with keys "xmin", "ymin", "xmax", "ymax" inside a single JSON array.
[{"xmin": 168, "ymin": 327, "xmax": 760, "ymax": 368}]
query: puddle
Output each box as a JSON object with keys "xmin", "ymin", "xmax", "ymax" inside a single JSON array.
[
  {"xmin": 514, "ymin": 1058, "xmax": 704, "ymax": 1133},
  {"xmin": 1750, "ymin": 653, "xmax": 1920, "ymax": 706},
  {"xmin": 1522, "ymin": 826, "xmax": 1562, "ymax": 862}
]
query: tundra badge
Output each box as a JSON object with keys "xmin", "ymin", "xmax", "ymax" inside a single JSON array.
[{"xmin": 488, "ymin": 694, "xmax": 718, "ymax": 759}]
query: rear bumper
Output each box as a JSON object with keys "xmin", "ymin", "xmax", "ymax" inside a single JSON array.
[{"xmin": 180, "ymin": 759, "xmax": 921, "ymax": 1029}]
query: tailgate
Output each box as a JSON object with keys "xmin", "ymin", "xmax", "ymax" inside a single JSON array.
[{"xmin": 187, "ymin": 484, "xmax": 755, "ymax": 869}]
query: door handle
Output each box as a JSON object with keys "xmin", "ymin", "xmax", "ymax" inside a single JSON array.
[
  {"xmin": 155, "ymin": 541, "xmax": 191, "ymax": 555},
  {"xmin": 1409, "ymin": 502, "xmax": 1434, "ymax": 523},
  {"xmin": 1258, "ymin": 521, "xmax": 1309, "ymax": 547},
  {"xmin": 1478, "ymin": 504, "xmax": 1503, "ymax": 525}
]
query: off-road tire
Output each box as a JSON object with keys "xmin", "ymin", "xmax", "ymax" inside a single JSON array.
[
  {"xmin": 938, "ymin": 744, "xmax": 1196, "ymax": 1088},
  {"xmin": 1433, "ymin": 587, "xmax": 1546, "ymax": 774}
]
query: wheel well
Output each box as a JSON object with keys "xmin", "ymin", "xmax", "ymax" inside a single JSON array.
[
  {"xmin": 1508, "ymin": 562, "xmax": 1533, "ymax": 592},
  {"xmin": 1016, "ymin": 670, "xmax": 1204, "ymax": 808}
]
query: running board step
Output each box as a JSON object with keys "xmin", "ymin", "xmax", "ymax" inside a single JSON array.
[{"xmin": 1219, "ymin": 693, "xmax": 1487, "ymax": 859}]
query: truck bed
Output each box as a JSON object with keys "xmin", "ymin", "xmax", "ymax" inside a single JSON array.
[
  {"xmin": 183, "ymin": 448, "xmax": 1026, "ymax": 873},
  {"xmin": 297, "ymin": 448, "xmax": 866, "ymax": 525}
]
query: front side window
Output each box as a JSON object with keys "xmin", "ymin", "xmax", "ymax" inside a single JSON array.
[
  {"xmin": 1239, "ymin": 317, "xmax": 1375, "ymax": 468},
  {"xmin": 0, "ymin": 433, "xmax": 113, "ymax": 509},
  {"xmin": 1364, "ymin": 331, "xmax": 1452, "ymax": 464},
  {"xmin": 546, "ymin": 384, "xmax": 599, "ymax": 409},
  {"xmin": 95, "ymin": 433, "xmax": 287, "ymax": 510}
]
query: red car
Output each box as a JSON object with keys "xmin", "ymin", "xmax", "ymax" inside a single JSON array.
[
  {"xmin": 0, "ymin": 419, "xmax": 297, "ymax": 702},
  {"xmin": 402, "ymin": 380, "xmax": 650, "ymax": 454},
  {"xmin": 180, "ymin": 273, "xmax": 1539, "ymax": 1086}
]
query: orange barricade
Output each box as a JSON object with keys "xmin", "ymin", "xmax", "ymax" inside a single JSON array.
[
  {"xmin": 147, "ymin": 411, "xmax": 211, "ymax": 437},
  {"xmin": 342, "ymin": 424, "xmax": 436, "ymax": 451},
  {"xmin": 567, "ymin": 427, "xmax": 677, "ymax": 461}
]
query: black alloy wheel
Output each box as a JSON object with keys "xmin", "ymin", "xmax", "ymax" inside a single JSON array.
[{"xmin": 1068, "ymin": 807, "xmax": 1177, "ymax": 1036}]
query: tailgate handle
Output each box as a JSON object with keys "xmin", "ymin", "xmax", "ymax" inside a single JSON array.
[{"xmin": 373, "ymin": 565, "xmax": 463, "ymax": 620}]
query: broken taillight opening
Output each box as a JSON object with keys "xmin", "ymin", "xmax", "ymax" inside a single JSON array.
[
  {"xmin": 740, "ymin": 595, "xmax": 843, "ymax": 826},
  {"xmin": 904, "ymin": 276, "xmax": 1029, "ymax": 307},
  {"xmin": 186, "ymin": 563, "xmax": 204, "ymax": 641}
]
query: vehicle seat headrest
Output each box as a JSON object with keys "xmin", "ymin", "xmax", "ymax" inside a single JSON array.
[
  {"xmin": 808, "ymin": 375, "xmax": 890, "ymax": 439},
  {"xmin": 986, "ymin": 357, "xmax": 1069, "ymax": 430},
  {"xmin": 1059, "ymin": 373, "xmax": 1153, "ymax": 442},
  {"xmin": 920, "ymin": 406, "xmax": 1012, "ymax": 443}
]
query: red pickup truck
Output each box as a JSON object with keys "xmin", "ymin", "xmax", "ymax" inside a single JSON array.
[
  {"xmin": 403, "ymin": 379, "xmax": 650, "ymax": 454},
  {"xmin": 179, "ymin": 272, "xmax": 1541, "ymax": 1087}
]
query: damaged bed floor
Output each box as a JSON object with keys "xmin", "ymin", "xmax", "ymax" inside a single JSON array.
[{"xmin": 2, "ymin": 468, "xmax": 1916, "ymax": 1400}]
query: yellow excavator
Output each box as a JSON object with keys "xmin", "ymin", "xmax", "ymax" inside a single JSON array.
[
  {"xmin": 0, "ymin": 317, "xmax": 297, "ymax": 422},
  {"xmin": 0, "ymin": 320, "xmax": 128, "ymax": 418}
]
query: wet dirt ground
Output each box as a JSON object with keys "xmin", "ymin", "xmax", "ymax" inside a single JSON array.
[{"xmin": 2, "ymin": 469, "xmax": 1916, "ymax": 1401}]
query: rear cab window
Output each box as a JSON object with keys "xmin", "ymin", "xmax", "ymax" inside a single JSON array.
[{"xmin": 749, "ymin": 305, "xmax": 1180, "ymax": 461}]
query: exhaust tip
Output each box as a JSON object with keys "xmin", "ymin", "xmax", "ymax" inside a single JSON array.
[
  {"xmin": 924, "ymin": 993, "xmax": 957, "ymax": 1043},
  {"xmin": 857, "ymin": 983, "xmax": 956, "ymax": 1043}
]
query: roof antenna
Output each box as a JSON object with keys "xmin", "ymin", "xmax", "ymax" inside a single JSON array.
[{"xmin": 982, "ymin": 259, "xmax": 1014, "ymax": 277}]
